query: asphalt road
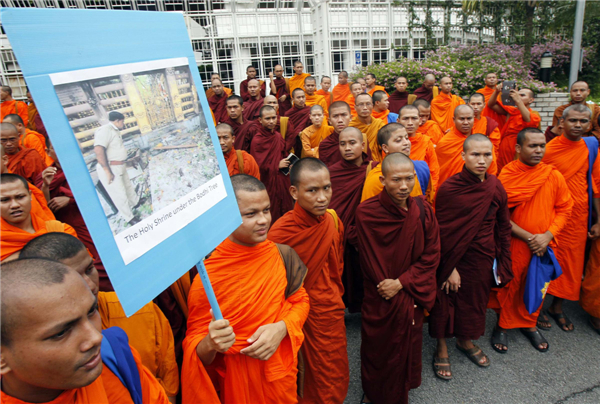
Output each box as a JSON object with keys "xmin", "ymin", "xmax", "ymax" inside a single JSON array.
[{"xmin": 343, "ymin": 299, "xmax": 600, "ymax": 404}]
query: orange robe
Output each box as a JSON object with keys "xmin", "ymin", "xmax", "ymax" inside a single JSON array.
[
  {"xmin": 417, "ymin": 120, "xmax": 445, "ymax": 146},
  {"xmin": 269, "ymin": 204, "xmax": 349, "ymax": 404},
  {"xmin": 497, "ymin": 161, "xmax": 573, "ymax": 328},
  {"xmin": 435, "ymin": 127, "xmax": 497, "ymax": 186},
  {"xmin": 367, "ymin": 85, "xmax": 388, "ymax": 97},
  {"xmin": 349, "ymin": 116, "xmax": 386, "ymax": 162},
  {"xmin": 289, "ymin": 73, "xmax": 311, "ymax": 96},
  {"xmin": 345, "ymin": 94, "xmax": 357, "ymax": 116},
  {"xmin": 315, "ymin": 89, "xmax": 333, "ymax": 108},
  {"xmin": 331, "ymin": 83, "xmax": 351, "ymax": 102},
  {"xmin": 1, "ymin": 99, "xmax": 28, "ymax": 126},
  {"xmin": 7, "ymin": 146, "xmax": 47, "ymax": 184},
  {"xmin": 27, "ymin": 102, "xmax": 38, "ymax": 131},
  {"xmin": 409, "ymin": 133, "xmax": 439, "ymax": 195},
  {"xmin": 371, "ymin": 109, "xmax": 390, "ymax": 124},
  {"xmin": 580, "ymin": 238, "xmax": 600, "ymax": 317},
  {"xmin": 305, "ymin": 93, "xmax": 329, "ymax": 119},
  {"xmin": 544, "ymin": 136, "xmax": 600, "ymax": 301},
  {"xmin": 182, "ymin": 238, "xmax": 310, "ymax": 404},
  {"xmin": 98, "ymin": 292, "xmax": 179, "ymax": 397},
  {"xmin": 477, "ymin": 87, "xmax": 506, "ymax": 129},
  {"xmin": 300, "ymin": 124, "xmax": 334, "ymax": 158},
  {"xmin": 205, "ymin": 87, "xmax": 233, "ymax": 99},
  {"xmin": 361, "ymin": 163, "xmax": 424, "ymax": 203},
  {"xmin": 497, "ymin": 103, "xmax": 541, "ymax": 172},
  {"xmin": 430, "ymin": 92, "xmax": 465, "ymax": 131},
  {"xmin": 22, "ymin": 129, "xmax": 53, "ymax": 166},
  {"xmin": 224, "ymin": 148, "xmax": 260, "ymax": 179},
  {"xmin": 472, "ymin": 115, "xmax": 501, "ymax": 156}
]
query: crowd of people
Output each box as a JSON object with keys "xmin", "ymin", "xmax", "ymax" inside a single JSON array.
[{"xmin": 1, "ymin": 57, "xmax": 599, "ymax": 404}]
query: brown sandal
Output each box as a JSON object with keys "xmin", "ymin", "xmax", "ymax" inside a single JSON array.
[
  {"xmin": 432, "ymin": 355, "xmax": 453, "ymax": 380},
  {"xmin": 456, "ymin": 343, "xmax": 490, "ymax": 367}
]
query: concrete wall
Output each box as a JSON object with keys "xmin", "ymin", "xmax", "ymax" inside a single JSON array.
[{"xmin": 532, "ymin": 92, "xmax": 570, "ymax": 130}]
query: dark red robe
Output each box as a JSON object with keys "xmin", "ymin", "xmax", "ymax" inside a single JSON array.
[
  {"xmin": 329, "ymin": 154, "xmax": 372, "ymax": 313},
  {"xmin": 242, "ymin": 95, "xmax": 264, "ymax": 122},
  {"xmin": 250, "ymin": 125, "xmax": 294, "ymax": 223},
  {"xmin": 284, "ymin": 105, "xmax": 311, "ymax": 155},
  {"xmin": 208, "ymin": 92, "xmax": 229, "ymax": 124},
  {"xmin": 223, "ymin": 116, "xmax": 253, "ymax": 152},
  {"xmin": 413, "ymin": 85, "xmax": 433, "ymax": 103},
  {"xmin": 388, "ymin": 91, "xmax": 409, "ymax": 114},
  {"xmin": 239, "ymin": 77, "xmax": 266, "ymax": 102},
  {"xmin": 273, "ymin": 77, "xmax": 292, "ymax": 116},
  {"xmin": 429, "ymin": 166, "xmax": 513, "ymax": 340},
  {"xmin": 319, "ymin": 130, "xmax": 343, "ymax": 168},
  {"xmin": 356, "ymin": 193, "xmax": 440, "ymax": 404}
]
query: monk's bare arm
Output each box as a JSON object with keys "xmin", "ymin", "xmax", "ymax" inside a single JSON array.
[
  {"xmin": 269, "ymin": 72, "xmax": 277, "ymax": 94},
  {"xmin": 487, "ymin": 85, "xmax": 507, "ymax": 116},
  {"xmin": 196, "ymin": 313, "xmax": 235, "ymax": 366},
  {"xmin": 510, "ymin": 220, "xmax": 533, "ymax": 242},
  {"xmin": 512, "ymin": 90, "xmax": 531, "ymax": 122}
]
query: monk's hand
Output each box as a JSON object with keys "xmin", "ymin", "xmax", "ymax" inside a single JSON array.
[
  {"xmin": 240, "ymin": 321, "xmax": 288, "ymax": 361},
  {"xmin": 377, "ymin": 279, "xmax": 402, "ymax": 300},
  {"xmin": 41, "ymin": 166, "xmax": 57, "ymax": 187},
  {"xmin": 279, "ymin": 95, "xmax": 287, "ymax": 102},
  {"xmin": 48, "ymin": 196, "xmax": 70, "ymax": 212},
  {"xmin": 279, "ymin": 158, "xmax": 291, "ymax": 169},
  {"xmin": 207, "ymin": 310, "xmax": 236, "ymax": 353},
  {"xmin": 589, "ymin": 223, "xmax": 600, "ymax": 240},
  {"xmin": 509, "ymin": 89, "xmax": 522, "ymax": 104},
  {"xmin": 442, "ymin": 268, "xmax": 461, "ymax": 294},
  {"xmin": 495, "ymin": 83, "xmax": 503, "ymax": 92},
  {"xmin": 528, "ymin": 231, "xmax": 553, "ymax": 256},
  {"xmin": 269, "ymin": 71, "xmax": 274, "ymax": 79}
]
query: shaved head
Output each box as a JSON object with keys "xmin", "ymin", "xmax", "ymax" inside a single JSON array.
[
  {"xmin": 381, "ymin": 152, "xmax": 414, "ymax": 176},
  {"xmin": 20, "ymin": 233, "xmax": 88, "ymax": 263},
  {"xmin": 1, "ymin": 172, "xmax": 29, "ymax": 190},
  {"xmin": 290, "ymin": 157, "xmax": 328, "ymax": 187},
  {"xmin": 413, "ymin": 99, "xmax": 430, "ymax": 109},
  {"xmin": 340, "ymin": 126, "xmax": 363, "ymax": 142},
  {"xmin": 463, "ymin": 133, "xmax": 492, "ymax": 152},
  {"xmin": 377, "ymin": 122, "xmax": 405, "ymax": 147},
  {"xmin": 264, "ymin": 95, "xmax": 278, "ymax": 105},
  {"xmin": 3, "ymin": 114, "xmax": 24, "ymax": 126},
  {"xmin": 1, "ymin": 122, "xmax": 18, "ymax": 135},
  {"xmin": 424, "ymin": 74, "xmax": 435, "ymax": 83},
  {"xmin": 454, "ymin": 104, "xmax": 473, "ymax": 117},
  {"xmin": 230, "ymin": 174, "xmax": 266, "ymax": 200}
]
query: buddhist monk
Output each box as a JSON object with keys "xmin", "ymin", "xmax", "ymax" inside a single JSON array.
[
  {"xmin": 492, "ymin": 128, "xmax": 572, "ymax": 353},
  {"xmin": 414, "ymin": 99, "xmax": 446, "ymax": 145},
  {"xmin": 208, "ymin": 78, "xmax": 230, "ymax": 124},
  {"xmin": 413, "ymin": 74, "xmax": 438, "ymax": 103},
  {"xmin": 319, "ymin": 101, "xmax": 365, "ymax": 168},
  {"xmin": 263, "ymin": 95, "xmax": 291, "ymax": 140},
  {"xmin": 361, "ymin": 123, "xmax": 431, "ymax": 203},
  {"xmin": 183, "ymin": 174, "xmax": 310, "ymax": 404},
  {"xmin": 26, "ymin": 90, "xmax": 47, "ymax": 138},
  {"xmin": 372, "ymin": 90, "xmax": 398, "ymax": 124},
  {"xmin": 398, "ymin": 105, "xmax": 440, "ymax": 195},
  {"xmin": 19, "ymin": 233, "xmax": 181, "ymax": 403},
  {"xmin": 289, "ymin": 60, "xmax": 310, "ymax": 95},
  {"xmin": 206, "ymin": 73, "xmax": 233, "ymax": 99},
  {"xmin": 240, "ymin": 65, "xmax": 266, "ymax": 101},
  {"xmin": 345, "ymin": 82, "xmax": 364, "ymax": 116},
  {"xmin": 224, "ymin": 96, "xmax": 253, "ymax": 152},
  {"xmin": 468, "ymin": 93, "xmax": 501, "ymax": 156},
  {"xmin": 284, "ymin": 89, "xmax": 312, "ymax": 154},
  {"xmin": 476, "ymin": 72, "xmax": 506, "ymax": 129},
  {"xmin": 429, "ymin": 134, "xmax": 512, "ymax": 379},
  {"xmin": 269, "ymin": 64, "xmax": 292, "ymax": 116},
  {"xmin": 357, "ymin": 77, "xmax": 367, "ymax": 93},
  {"xmin": 364, "ymin": 73, "xmax": 388, "ymax": 97},
  {"xmin": 329, "ymin": 127, "xmax": 371, "ymax": 313},
  {"xmin": 269, "ymin": 158, "xmax": 349, "ymax": 404},
  {"xmin": 3, "ymin": 113, "xmax": 52, "ymax": 166},
  {"xmin": 300, "ymin": 105, "xmax": 334, "ymax": 158},
  {"xmin": 430, "ymin": 77, "xmax": 466, "ymax": 132},
  {"xmin": 0, "ymin": 85, "xmax": 28, "ymax": 126},
  {"xmin": 303, "ymin": 76, "xmax": 329, "ymax": 119},
  {"xmin": 436, "ymin": 105, "xmax": 497, "ymax": 186},
  {"xmin": 356, "ymin": 152, "xmax": 440, "ymax": 404},
  {"xmin": 217, "ymin": 123, "xmax": 260, "ymax": 179},
  {"xmin": 242, "ymin": 79, "xmax": 264, "ymax": 122},
  {"xmin": 1, "ymin": 122, "xmax": 46, "ymax": 184},
  {"xmin": 251, "ymin": 106, "xmax": 294, "ymax": 223},
  {"xmin": 316, "ymin": 76, "xmax": 333, "ymax": 107},
  {"xmin": 550, "ymin": 81, "xmax": 600, "ymax": 140},
  {"xmin": 487, "ymin": 84, "xmax": 541, "ymax": 172},
  {"xmin": 388, "ymin": 76, "xmax": 412, "ymax": 114},
  {"xmin": 350, "ymin": 93, "xmax": 386, "ymax": 162},
  {"xmin": 539, "ymin": 104, "xmax": 600, "ymax": 333},
  {"xmin": 332, "ymin": 71, "xmax": 351, "ymax": 102}
]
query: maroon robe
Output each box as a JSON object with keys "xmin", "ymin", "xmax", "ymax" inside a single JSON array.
[
  {"xmin": 273, "ymin": 77, "xmax": 292, "ymax": 116},
  {"xmin": 284, "ymin": 105, "xmax": 311, "ymax": 155},
  {"xmin": 34, "ymin": 165, "xmax": 112, "ymax": 292},
  {"xmin": 320, "ymin": 131, "xmax": 372, "ymax": 168},
  {"xmin": 429, "ymin": 166, "xmax": 513, "ymax": 340},
  {"xmin": 413, "ymin": 85, "xmax": 433, "ymax": 102},
  {"xmin": 329, "ymin": 154, "xmax": 372, "ymax": 313},
  {"xmin": 242, "ymin": 95, "xmax": 264, "ymax": 122},
  {"xmin": 250, "ymin": 125, "xmax": 294, "ymax": 223},
  {"xmin": 388, "ymin": 91, "xmax": 409, "ymax": 114},
  {"xmin": 248, "ymin": 116, "xmax": 296, "ymax": 154},
  {"xmin": 208, "ymin": 92, "xmax": 229, "ymax": 124},
  {"xmin": 356, "ymin": 193, "xmax": 440, "ymax": 404},
  {"xmin": 223, "ymin": 116, "xmax": 253, "ymax": 152},
  {"xmin": 240, "ymin": 77, "xmax": 266, "ymax": 102}
]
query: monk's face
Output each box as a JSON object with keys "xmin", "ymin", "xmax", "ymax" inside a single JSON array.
[
  {"xmin": 561, "ymin": 110, "xmax": 592, "ymax": 139},
  {"xmin": 338, "ymin": 74, "xmax": 348, "ymax": 85},
  {"xmin": 259, "ymin": 109, "xmax": 278, "ymax": 132},
  {"xmin": 230, "ymin": 190, "xmax": 271, "ymax": 246},
  {"xmin": 516, "ymin": 131, "xmax": 546, "ymax": 167},
  {"xmin": 570, "ymin": 82, "xmax": 590, "ymax": 103},
  {"xmin": 0, "ymin": 181, "xmax": 32, "ymax": 226},
  {"xmin": 462, "ymin": 140, "xmax": 493, "ymax": 179},
  {"xmin": 395, "ymin": 77, "xmax": 408, "ymax": 93},
  {"xmin": 217, "ymin": 127, "xmax": 234, "ymax": 154},
  {"xmin": 469, "ymin": 96, "xmax": 485, "ymax": 117},
  {"xmin": 226, "ymin": 100, "xmax": 243, "ymax": 120},
  {"xmin": 293, "ymin": 63, "xmax": 304, "ymax": 76},
  {"xmin": 365, "ymin": 75, "xmax": 375, "ymax": 87},
  {"xmin": 339, "ymin": 130, "xmax": 364, "ymax": 162},
  {"xmin": 453, "ymin": 108, "xmax": 475, "ymax": 135},
  {"xmin": 60, "ymin": 248, "xmax": 100, "ymax": 298},
  {"xmin": 0, "ymin": 88, "xmax": 9, "ymax": 101},
  {"xmin": 0, "ymin": 130, "xmax": 20, "ymax": 155},
  {"xmin": 291, "ymin": 168, "xmax": 332, "ymax": 217},
  {"xmin": 440, "ymin": 78, "xmax": 453, "ymax": 94},
  {"xmin": 329, "ymin": 106, "xmax": 351, "ymax": 133},
  {"xmin": 211, "ymin": 80, "xmax": 224, "ymax": 96},
  {"xmin": 263, "ymin": 96, "xmax": 279, "ymax": 114},
  {"xmin": 274, "ymin": 65, "xmax": 284, "ymax": 79},
  {"xmin": 248, "ymin": 80, "xmax": 260, "ymax": 98},
  {"xmin": 358, "ymin": 79, "xmax": 367, "ymax": 92},
  {"xmin": 321, "ymin": 78, "xmax": 331, "ymax": 92},
  {"xmin": 423, "ymin": 78, "xmax": 435, "ymax": 90},
  {"xmin": 304, "ymin": 80, "xmax": 317, "ymax": 95},
  {"xmin": 247, "ymin": 67, "xmax": 257, "ymax": 79},
  {"xmin": 374, "ymin": 94, "xmax": 389, "ymax": 112},
  {"xmin": 485, "ymin": 73, "xmax": 498, "ymax": 88},
  {"xmin": 351, "ymin": 84, "xmax": 363, "ymax": 98},
  {"xmin": 399, "ymin": 109, "xmax": 419, "ymax": 136},
  {"xmin": 382, "ymin": 128, "xmax": 411, "ymax": 157},
  {"xmin": 518, "ymin": 89, "xmax": 534, "ymax": 107},
  {"xmin": 0, "ymin": 272, "xmax": 103, "ymax": 395},
  {"xmin": 310, "ymin": 109, "xmax": 324, "ymax": 127},
  {"xmin": 292, "ymin": 90, "xmax": 306, "ymax": 108},
  {"xmin": 380, "ymin": 162, "xmax": 415, "ymax": 206},
  {"xmin": 27, "ymin": 92, "xmax": 33, "ymax": 103},
  {"xmin": 355, "ymin": 95, "xmax": 373, "ymax": 119},
  {"xmin": 417, "ymin": 106, "xmax": 431, "ymax": 126}
]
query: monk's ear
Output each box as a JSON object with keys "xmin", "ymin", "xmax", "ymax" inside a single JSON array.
[
  {"xmin": 0, "ymin": 352, "xmax": 12, "ymax": 376},
  {"xmin": 379, "ymin": 175, "xmax": 385, "ymax": 186},
  {"xmin": 461, "ymin": 151, "xmax": 466, "ymax": 162},
  {"xmin": 290, "ymin": 185, "xmax": 298, "ymax": 201},
  {"xmin": 381, "ymin": 144, "xmax": 389, "ymax": 155},
  {"xmin": 515, "ymin": 144, "xmax": 522, "ymax": 155}
]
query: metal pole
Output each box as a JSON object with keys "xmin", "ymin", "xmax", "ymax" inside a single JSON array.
[{"xmin": 569, "ymin": 0, "xmax": 586, "ymax": 87}]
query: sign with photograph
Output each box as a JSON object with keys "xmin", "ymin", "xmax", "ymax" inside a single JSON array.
[{"xmin": 2, "ymin": 8, "xmax": 241, "ymax": 315}]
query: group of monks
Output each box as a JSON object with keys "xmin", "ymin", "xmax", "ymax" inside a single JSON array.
[{"xmin": 1, "ymin": 60, "xmax": 600, "ymax": 404}]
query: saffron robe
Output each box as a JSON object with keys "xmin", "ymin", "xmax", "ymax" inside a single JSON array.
[
  {"xmin": 331, "ymin": 83, "xmax": 351, "ymax": 102},
  {"xmin": 472, "ymin": 115, "xmax": 501, "ymax": 157},
  {"xmin": 304, "ymin": 93, "xmax": 329, "ymax": 119},
  {"xmin": 477, "ymin": 87, "xmax": 506, "ymax": 129},
  {"xmin": 544, "ymin": 135, "xmax": 600, "ymax": 301},
  {"xmin": 349, "ymin": 116, "xmax": 386, "ymax": 162},
  {"xmin": 269, "ymin": 204, "xmax": 349, "ymax": 404},
  {"xmin": 182, "ymin": 238, "xmax": 310, "ymax": 404},
  {"xmin": 356, "ymin": 193, "xmax": 440, "ymax": 404},
  {"xmin": 429, "ymin": 167, "xmax": 513, "ymax": 340},
  {"xmin": 367, "ymin": 85, "xmax": 387, "ymax": 97},
  {"xmin": 417, "ymin": 120, "xmax": 445, "ymax": 146},
  {"xmin": 224, "ymin": 117, "xmax": 254, "ymax": 153},
  {"xmin": 315, "ymin": 89, "xmax": 333, "ymax": 108},
  {"xmin": 388, "ymin": 91, "xmax": 410, "ymax": 114},
  {"xmin": 345, "ymin": 94, "xmax": 357, "ymax": 116},
  {"xmin": 240, "ymin": 78, "xmax": 266, "ymax": 102},
  {"xmin": 223, "ymin": 148, "xmax": 260, "ymax": 179},
  {"xmin": 250, "ymin": 125, "xmax": 294, "ymax": 223},
  {"xmin": 580, "ymin": 238, "xmax": 600, "ymax": 318},
  {"xmin": 300, "ymin": 124, "xmax": 334, "ymax": 158},
  {"xmin": 242, "ymin": 95, "xmax": 264, "ymax": 122},
  {"xmin": 208, "ymin": 92, "xmax": 229, "ymax": 124},
  {"xmin": 497, "ymin": 103, "xmax": 541, "ymax": 172},
  {"xmin": 497, "ymin": 161, "xmax": 573, "ymax": 328},
  {"xmin": 409, "ymin": 133, "xmax": 440, "ymax": 196},
  {"xmin": 552, "ymin": 101, "xmax": 600, "ymax": 140},
  {"xmin": 371, "ymin": 109, "xmax": 390, "ymax": 124},
  {"xmin": 7, "ymin": 146, "xmax": 46, "ymax": 184},
  {"xmin": 318, "ymin": 130, "xmax": 370, "ymax": 168},
  {"xmin": 284, "ymin": 105, "xmax": 312, "ymax": 154},
  {"xmin": 22, "ymin": 129, "xmax": 53, "ymax": 166},
  {"xmin": 360, "ymin": 162, "xmax": 425, "ymax": 203},
  {"xmin": 273, "ymin": 77, "xmax": 292, "ymax": 116},
  {"xmin": 430, "ymin": 92, "xmax": 465, "ymax": 132},
  {"xmin": 1, "ymin": 99, "xmax": 28, "ymax": 126},
  {"xmin": 289, "ymin": 73, "xmax": 310, "ymax": 96},
  {"xmin": 435, "ymin": 128, "xmax": 497, "ymax": 186}
]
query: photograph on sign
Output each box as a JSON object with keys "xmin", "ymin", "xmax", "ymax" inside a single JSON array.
[{"xmin": 50, "ymin": 57, "xmax": 227, "ymax": 264}]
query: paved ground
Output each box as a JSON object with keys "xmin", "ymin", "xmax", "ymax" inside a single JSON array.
[{"xmin": 343, "ymin": 299, "xmax": 600, "ymax": 404}]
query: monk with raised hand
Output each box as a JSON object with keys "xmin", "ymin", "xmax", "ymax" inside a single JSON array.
[
  {"xmin": 372, "ymin": 90, "xmax": 397, "ymax": 124},
  {"xmin": 217, "ymin": 123, "xmax": 260, "ymax": 179},
  {"xmin": 356, "ymin": 152, "xmax": 440, "ymax": 404},
  {"xmin": 269, "ymin": 159, "xmax": 349, "ymax": 404},
  {"xmin": 300, "ymin": 105, "xmax": 334, "ymax": 158},
  {"xmin": 476, "ymin": 72, "xmax": 506, "ymax": 129},
  {"xmin": 1, "ymin": 122, "xmax": 46, "ymax": 184},
  {"xmin": 414, "ymin": 99, "xmax": 446, "ymax": 145},
  {"xmin": 183, "ymin": 174, "xmax": 310, "ymax": 404},
  {"xmin": 344, "ymin": 82, "xmax": 364, "ymax": 116},
  {"xmin": 208, "ymin": 78, "xmax": 230, "ymax": 124},
  {"xmin": 240, "ymin": 65, "xmax": 266, "ymax": 101},
  {"xmin": 468, "ymin": 93, "xmax": 501, "ymax": 156},
  {"xmin": 539, "ymin": 104, "xmax": 600, "ymax": 333},
  {"xmin": 1, "ymin": 258, "xmax": 170, "ymax": 404},
  {"xmin": 319, "ymin": 101, "xmax": 368, "ymax": 167},
  {"xmin": 269, "ymin": 64, "xmax": 293, "ymax": 116},
  {"xmin": 19, "ymin": 232, "xmax": 184, "ymax": 403},
  {"xmin": 429, "ymin": 134, "xmax": 512, "ymax": 379},
  {"xmin": 0, "ymin": 85, "xmax": 28, "ymax": 125},
  {"xmin": 332, "ymin": 71, "xmax": 351, "ymax": 102},
  {"xmin": 329, "ymin": 127, "xmax": 371, "ymax": 313},
  {"xmin": 289, "ymin": 60, "xmax": 310, "ymax": 95},
  {"xmin": 436, "ymin": 105, "xmax": 497, "ymax": 186},
  {"xmin": 492, "ymin": 128, "xmax": 572, "ymax": 353},
  {"xmin": 3, "ymin": 114, "xmax": 52, "ymax": 166},
  {"xmin": 303, "ymin": 76, "xmax": 329, "ymax": 120},
  {"xmin": 364, "ymin": 73, "xmax": 388, "ymax": 97},
  {"xmin": 315, "ymin": 76, "xmax": 333, "ymax": 107},
  {"xmin": 242, "ymin": 79, "xmax": 265, "ymax": 122},
  {"xmin": 430, "ymin": 77, "xmax": 466, "ymax": 132},
  {"xmin": 413, "ymin": 74, "xmax": 437, "ymax": 103},
  {"xmin": 398, "ymin": 105, "xmax": 440, "ymax": 196},
  {"xmin": 350, "ymin": 93, "xmax": 386, "ymax": 162},
  {"xmin": 251, "ymin": 106, "xmax": 294, "ymax": 223},
  {"xmin": 550, "ymin": 81, "xmax": 600, "ymax": 140},
  {"xmin": 224, "ymin": 95, "xmax": 253, "ymax": 152}
]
